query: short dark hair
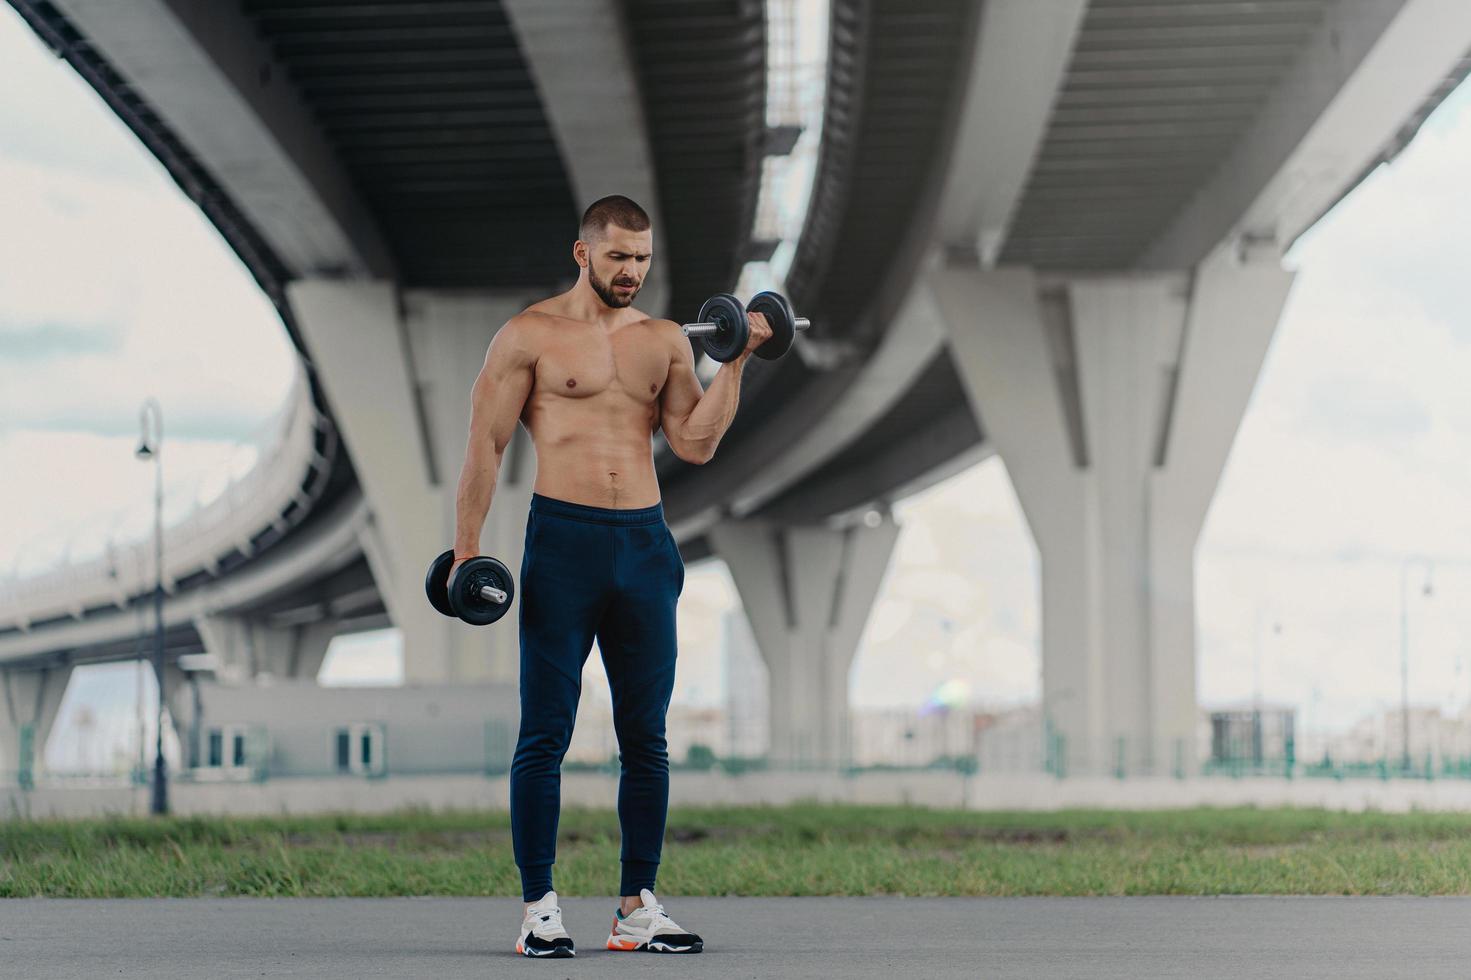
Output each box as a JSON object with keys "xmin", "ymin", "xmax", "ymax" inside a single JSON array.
[{"xmin": 579, "ymin": 195, "xmax": 651, "ymax": 244}]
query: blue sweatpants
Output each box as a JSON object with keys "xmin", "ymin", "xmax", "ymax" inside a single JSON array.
[{"xmin": 510, "ymin": 493, "xmax": 684, "ymax": 902}]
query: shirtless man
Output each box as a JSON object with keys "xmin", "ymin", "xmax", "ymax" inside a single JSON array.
[{"xmin": 450, "ymin": 195, "xmax": 771, "ymax": 958}]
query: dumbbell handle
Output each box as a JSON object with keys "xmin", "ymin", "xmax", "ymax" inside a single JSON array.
[
  {"xmin": 479, "ymin": 585, "xmax": 508, "ymax": 604},
  {"xmin": 682, "ymin": 316, "xmax": 809, "ymax": 337}
]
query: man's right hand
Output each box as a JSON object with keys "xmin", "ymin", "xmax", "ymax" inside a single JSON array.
[{"xmin": 450, "ymin": 556, "xmax": 471, "ymax": 581}]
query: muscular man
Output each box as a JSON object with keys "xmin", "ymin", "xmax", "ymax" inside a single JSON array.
[{"xmin": 451, "ymin": 195, "xmax": 771, "ymax": 958}]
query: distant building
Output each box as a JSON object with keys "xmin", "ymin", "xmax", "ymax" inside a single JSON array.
[
  {"xmin": 1438, "ymin": 709, "xmax": 1471, "ymax": 767},
  {"xmin": 1205, "ymin": 703, "xmax": 1296, "ymax": 767},
  {"xmin": 1325, "ymin": 706, "xmax": 1470, "ymax": 769},
  {"xmin": 177, "ymin": 679, "xmax": 517, "ymax": 780},
  {"xmin": 566, "ymin": 702, "xmax": 730, "ymax": 766},
  {"xmin": 667, "ymin": 706, "xmax": 727, "ymax": 764},
  {"xmin": 567, "ymin": 611, "xmax": 768, "ymax": 766},
  {"xmin": 976, "ymin": 703, "xmax": 1224, "ymax": 776}
]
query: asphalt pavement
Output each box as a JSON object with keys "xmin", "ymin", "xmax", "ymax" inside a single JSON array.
[{"xmin": 4, "ymin": 895, "xmax": 1469, "ymax": 978}]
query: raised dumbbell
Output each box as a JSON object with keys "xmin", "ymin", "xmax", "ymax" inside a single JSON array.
[
  {"xmin": 424, "ymin": 549, "xmax": 515, "ymax": 626},
  {"xmin": 682, "ymin": 290, "xmax": 810, "ymax": 363}
]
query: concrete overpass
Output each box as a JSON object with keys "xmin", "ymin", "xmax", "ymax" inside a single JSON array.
[{"xmin": 4, "ymin": 0, "xmax": 1470, "ymax": 779}]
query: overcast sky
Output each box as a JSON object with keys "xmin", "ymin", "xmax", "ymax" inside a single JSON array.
[{"xmin": 3, "ymin": 5, "xmax": 1470, "ymax": 762}]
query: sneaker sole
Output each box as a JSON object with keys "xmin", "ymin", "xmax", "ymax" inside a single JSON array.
[
  {"xmin": 516, "ymin": 941, "xmax": 575, "ymax": 958},
  {"xmin": 606, "ymin": 935, "xmax": 703, "ymax": 954}
]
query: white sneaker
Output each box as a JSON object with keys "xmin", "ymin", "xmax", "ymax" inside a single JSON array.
[
  {"xmin": 606, "ymin": 888, "xmax": 704, "ymax": 954},
  {"xmin": 516, "ymin": 891, "xmax": 575, "ymax": 958}
]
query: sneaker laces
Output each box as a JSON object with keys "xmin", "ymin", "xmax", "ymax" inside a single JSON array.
[
  {"xmin": 527, "ymin": 904, "xmax": 566, "ymax": 937},
  {"xmin": 631, "ymin": 900, "xmax": 680, "ymax": 932}
]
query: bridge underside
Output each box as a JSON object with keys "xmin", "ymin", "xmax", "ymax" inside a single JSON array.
[{"xmin": 5, "ymin": 0, "xmax": 1471, "ymax": 779}]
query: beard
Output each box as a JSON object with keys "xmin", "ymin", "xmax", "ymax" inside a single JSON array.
[{"xmin": 588, "ymin": 265, "xmax": 641, "ymax": 309}]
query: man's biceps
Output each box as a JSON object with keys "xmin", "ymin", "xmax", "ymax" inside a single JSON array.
[
  {"xmin": 479, "ymin": 356, "xmax": 531, "ymax": 397},
  {"xmin": 660, "ymin": 389, "xmax": 693, "ymax": 425},
  {"xmin": 663, "ymin": 379, "xmax": 698, "ymax": 417}
]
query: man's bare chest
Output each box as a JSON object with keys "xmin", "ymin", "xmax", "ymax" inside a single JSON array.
[{"xmin": 534, "ymin": 328, "xmax": 667, "ymax": 402}]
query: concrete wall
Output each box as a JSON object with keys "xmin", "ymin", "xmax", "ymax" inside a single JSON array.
[
  {"xmin": 10, "ymin": 771, "xmax": 1471, "ymax": 821},
  {"xmin": 182, "ymin": 680, "xmax": 518, "ymax": 780}
]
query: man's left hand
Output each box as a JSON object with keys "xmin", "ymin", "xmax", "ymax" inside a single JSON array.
[{"xmin": 743, "ymin": 311, "xmax": 773, "ymax": 357}]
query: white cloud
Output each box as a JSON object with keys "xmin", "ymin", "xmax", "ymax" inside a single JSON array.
[
  {"xmin": 1198, "ymin": 78, "xmax": 1471, "ymax": 727},
  {"xmin": 0, "ymin": 155, "xmax": 295, "ymax": 438},
  {"xmin": 0, "ymin": 8, "xmax": 296, "ymax": 574},
  {"xmin": 0, "ymin": 430, "xmax": 259, "ymax": 571},
  {"xmin": 1196, "ymin": 554, "xmax": 1471, "ymax": 731},
  {"xmin": 320, "ymin": 630, "xmax": 406, "ymax": 687}
]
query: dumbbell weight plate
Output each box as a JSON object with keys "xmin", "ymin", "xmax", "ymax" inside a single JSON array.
[
  {"xmin": 425, "ymin": 549, "xmax": 458, "ymax": 618},
  {"xmin": 447, "ymin": 555, "xmax": 516, "ymax": 626},
  {"xmin": 747, "ymin": 290, "xmax": 798, "ymax": 361},
  {"xmin": 695, "ymin": 292, "xmax": 748, "ymax": 363}
]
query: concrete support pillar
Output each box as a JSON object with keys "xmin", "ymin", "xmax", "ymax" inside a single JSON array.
[
  {"xmin": 194, "ymin": 614, "xmax": 337, "ymax": 683},
  {"xmin": 933, "ymin": 247, "xmax": 1294, "ymax": 775},
  {"xmin": 0, "ymin": 664, "xmax": 74, "ymax": 786},
  {"xmin": 710, "ymin": 515, "xmax": 901, "ymax": 767},
  {"xmin": 160, "ymin": 663, "xmax": 199, "ymax": 769},
  {"xmin": 286, "ymin": 281, "xmax": 535, "ymax": 684}
]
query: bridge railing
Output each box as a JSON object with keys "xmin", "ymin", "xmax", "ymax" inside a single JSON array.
[{"xmin": 0, "ymin": 365, "xmax": 335, "ymax": 630}]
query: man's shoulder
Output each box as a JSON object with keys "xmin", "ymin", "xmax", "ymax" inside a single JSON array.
[
  {"xmin": 633, "ymin": 313, "xmax": 683, "ymax": 338},
  {"xmin": 500, "ymin": 306, "xmax": 567, "ymax": 343},
  {"xmin": 511, "ymin": 301, "xmax": 565, "ymax": 327},
  {"xmin": 635, "ymin": 316, "xmax": 687, "ymax": 360},
  {"xmin": 488, "ymin": 310, "xmax": 556, "ymax": 365}
]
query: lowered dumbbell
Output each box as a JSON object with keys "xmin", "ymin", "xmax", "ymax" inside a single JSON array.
[
  {"xmin": 682, "ymin": 290, "xmax": 810, "ymax": 363},
  {"xmin": 424, "ymin": 549, "xmax": 515, "ymax": 626}
]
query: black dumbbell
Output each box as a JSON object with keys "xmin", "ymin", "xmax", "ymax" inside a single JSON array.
[
  {"xmin": 425, "ymin": 549, "xmax": 515, "ymax": 626},
  {"xmin": 682, "ymin": 290, "xmax": 810, "ymax": 363}
]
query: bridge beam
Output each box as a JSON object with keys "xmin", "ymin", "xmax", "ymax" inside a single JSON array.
[
  {"xmin": 933, "ymin": 247, "xmax": 1294, "ymax": 776},
  {"xmin": 50, "ymin": 0, "xmax": 392, "ymax": 278},
  {"xmin": 0, "ymin": 664, "xmax": 73, "ymax": 786},
  {"xmin": 709, "ymin": 515, "xmax": 900, "ymax": 768},
  {"xmin": 193, "ymin": 614, "xmax": 337, "ymax": 684},
  {"xmin": 1141, "ymin": 0, "xmax": 1471, "ymax": 267},
  {"xmin": 502, "ymin": 0, "xmax": 668, "ymax": 316},
  {"xmin": 286, "ymin": 281, "xmax": 533, "ymax": 684},
  {"xmin": 936, "ymin": 0, "xmax": 1088, "ymax": 264}
]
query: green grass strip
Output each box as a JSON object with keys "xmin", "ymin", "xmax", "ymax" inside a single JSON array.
[{"xmin": 4, "ymin": 804, "xmax": 1471, "ymax": 898}]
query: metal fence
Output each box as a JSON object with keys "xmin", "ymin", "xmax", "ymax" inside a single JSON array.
[{"xmin": 17, "ymin": 722, "xmax": 1471, "ymax": 790}]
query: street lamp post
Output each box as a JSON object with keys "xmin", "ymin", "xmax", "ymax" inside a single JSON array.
[
  {"xmin": 1399, "ymin": 557, "xmax": 1434, "ymax": 775},
  {"xmin": 136, "ymin": 398, "xmax": 169, "ymax": 815}
]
